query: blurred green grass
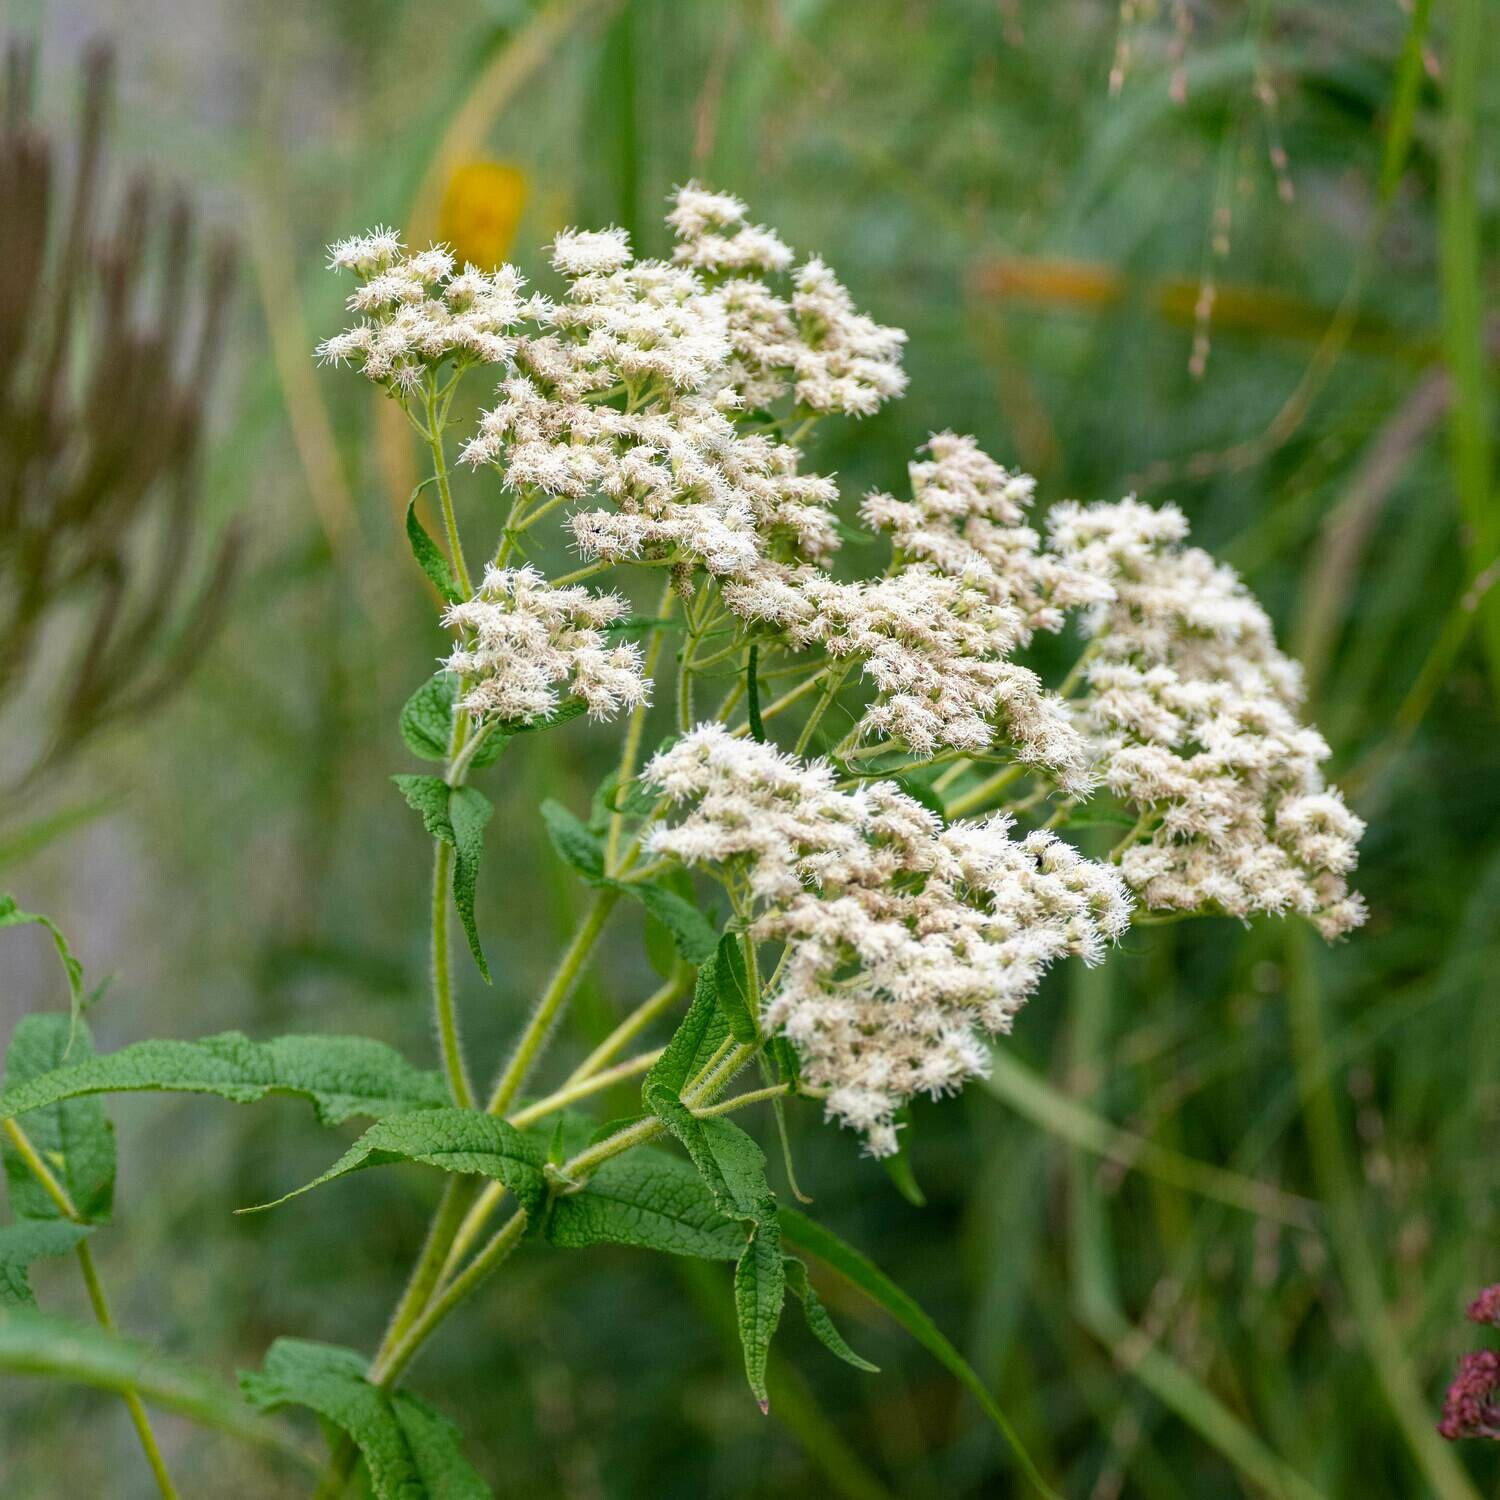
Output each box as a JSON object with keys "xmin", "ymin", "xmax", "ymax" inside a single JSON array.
[{"xmin": 2, "ymin": 1, "xmax": 1498, "ymax": 1495}]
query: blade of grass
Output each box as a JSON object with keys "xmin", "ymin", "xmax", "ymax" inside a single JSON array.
[
  {"xmin": 1065, "ymin": 964, "xmax": 1326, "ymax": 1500},
  {"xmin": 779, "ymin": 1208, "xmax": 1061, "ymax": 1500},
  {"xmin": 1438, "ymin": 0, "xmax": 1500, "ymax": 698},
  {"xmin": 1284, "ymin": 926, "xmax": 1479, "ymax": 1500},
  {"xmin": 982, "ymin": 1046, "xmax": 1316, "ymax": 1228}
]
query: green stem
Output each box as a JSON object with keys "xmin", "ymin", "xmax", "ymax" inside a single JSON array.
[
  {"xmin": 75, "ymin": 1240, "xmax": 180, "ymax": 1500},
  {"xmin": 607, "ymin": 581, "xmax": 675, "ymax": 872},
  {"xmin": 369, "ymin": 1210, "xmax": 530, "ymax": 1390},
  {"xmin": 375, "ymin": 1179, "xmax": 476, "ymax": 1361},
  {"xmin": 2, "ymin": 1119, "xmax": 177, "ymax": 1499},
  {"xmin": 566, "ymin": 973, "xmax": 688, "ymax": 1083},
  {"xmin": 486, "ymin": 888, "xmax": 621, "ymax": 1115},
  {"xmin": 794, "ymin": 663, "xmax": 851, "ymax": 756},
  {"xmin": 507, "ymin": 1048, "xmax": 663, "ymax": 1128},
  {"xmin": 422, "ymin": 387, "xmax": 473, "ymax": 600},
  {"xmin": 945, "ymin": 762, "xmax": 1026, "ymax": 819},
  {"xmin": 429, "ymin": 841, "xmax": 474, "ymax": 1109}
]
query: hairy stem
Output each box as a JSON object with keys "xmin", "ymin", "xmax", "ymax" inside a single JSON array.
[
  {"xmin": 945, "ymin": 762, "xmax": 1025, "ymax": 819},
  {"xmin": 428, "ymin": 840, "xmax": 473, "ymax": 1109},
  {"xmin": 486, "ymin": 888, "xmax": 621, "ymax": 1116},
  {"xmin": 3, "ymin": 1119, "xmax": 177, "ymax": 1499},
  {"xmin": 508, "ymin": 1048, "xmax": 663, "ymax": 1128},
  {"xmin": 566, "ymin": 973, "xmax": 688, "ymax": 1083},
  {"xmin": 369, "ymin": 1210, "xmax": 530, "ymax": 1390},
  {"xmin": 607, "ymin": 580, "xmax": 676, "ymax": 872},
  {"xmin": 422, "ymin": 386, "xmax": 473, "ymax": 599},
  {"xmin": 793, "ymin": 663, "xmax": 851, "ymax": 756}
]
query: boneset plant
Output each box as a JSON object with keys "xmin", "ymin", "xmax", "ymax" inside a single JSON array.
[{"xmin": 0, "ymin": 185, "xmax": 1366, "ymax": 1497}]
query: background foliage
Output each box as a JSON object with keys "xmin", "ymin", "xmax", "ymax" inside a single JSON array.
[{"xmin": 2, "ymin": 0, "xmax": 1497, "ymax": 1495}]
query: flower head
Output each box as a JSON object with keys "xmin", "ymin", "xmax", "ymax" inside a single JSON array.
[
  {"xmin": 317, "ymin": 231, "xmax": 524, "ymax": 388},
  {"xmin": 443, "ymin": 566, "xmax": 649, "ymax": 724},
  {"xmin": 645, "ymin": 726, "xmax": 1128, "ymax": 1154},
  {"xmin": 1050, "ymin": 500, "xmax": 1365, "ymax": 937}
]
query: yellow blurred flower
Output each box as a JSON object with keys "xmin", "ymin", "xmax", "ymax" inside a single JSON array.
[{"xmin": 439, "ymin": 161, "xmax": 528, "ymax": 269}]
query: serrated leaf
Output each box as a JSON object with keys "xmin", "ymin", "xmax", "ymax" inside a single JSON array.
[
  {"xmin": 706, "ymin": 933, "xmax": 757, "ymax": 1044},
  {"xmin": 241, "ymin": 1338, "xmax": 491, "ymax": 1498},
  {"xmin": 0, "ymin": 1033, "xmax": 447, "ymax": 1129},
  {"xmin": 400, "ymin": 674, "xmax": 459, "ymax": 763},
  {"xmin": 405, "ymin": 496, "xmax": 464, "ymax": 606},
  {"xmin": 546, "ymin": 1148, "xmax": 747, "ymax": 1259},
  {"xmin": 246, "ymin": 1109, "xmax": 547, "ymax": 1216},
  {"xmin": 645, "ymin": 1089, "xmax": 769, "ymax": 1224},
  {"xmin": 768, "ymin": 1037, "xmax": 801, "ymax": 1089},
  {"xmin": 393, "ymin": 778, "xmax": 493, "ymax": 981},
  {"xmin": 508, "ymin": 699, "xmax": 589, "ymax": 735},
  {"xmin": 466, "ymin": 724, "xmax": 510, "ymax": 770},
  {"xmin": 394, "ymin": 775, "xmax": 453, "ymax": 843},
  {"xmin": 1, "ymin": 895, "xmax": 86, "ymax": 1048},
  {"xmin": 784, "ymin": 1257, "xmax": 878, "ymax": 1373},
  {"xmin": 0, "ymin": 1220, "xmax": 93, "ymax": 1307},
  {"xmin": 0, "ymin": 1307, "xmax": 303, "ymax": 1458},
  {"xmin": 540, "ymin": 800, "xmax": 607, "ymax": 885},
  {"xmin": 644, "ymin": 983, "xmax": 729, "ymax": 1099},
  {"xmin": 448, "ymin": 786, "xmax": 493, "ymax": 982},
  {"xmin": 2, "ymin": 1015, "xmax": 115, "ymax": 1223},
  {"xmin": 778, "ymin": 1209, "xmax": 1057, "ymax": 1498},
  {"xmin": 632, "ymin": 883, "xmax": 718, "ymax": 965},
  {"xmin": 735, "ymin": 1218, "xmax": 785, "ymax": 1411}
]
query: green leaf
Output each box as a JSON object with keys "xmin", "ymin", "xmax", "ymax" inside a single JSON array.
[
  {"xmin": 1, "ymin": 895, "xmax": 86, "ymax": 1046},
  {"xmin": 406, "ymin": 496, "xmax": 464, "ymax": 605},
  {"xmin": 768, "ymin": 1036, "xmax": 801, "ymax": 1089},
  {"xmin": 880, "ymin": 1109, "xmax": 926, "ymax": 1208},
  {"xmin": 747, "ymin": 643, "xmax": 766, "ymax": 743},
  {"xmin": 778, "ymin": 1209, "xmax": 1058, "ymax": 1499},
  {"xmin": 393, "ymin": 777, "xmax": 493, "ymax": 981},
  {"xmin": 784, "ymin": 1257, "xmax": 878, "ymax": 1373},
  {"xmin": 508, "ymin": 699, "xmax": 589, "ymax": 736},
  {"xmin": 540, "ymin": 800, "xmax": 608, "ymax": 885},
  {"xmin": 735, "ymin": 1218, "xmax": 786, "ymax": 1412},
  {"xmin": 400, "ymin": 674, "xmax": 459, "ymax": 763},
  {"xmin": 645, "ymin": 1089, "xmax": 769, "ymax": 1225},
  {"xmin": 247, "ymin": 1109, "xmax": 547, "ymax": 1216},
  {"xmin": 0, "ymin": 1220, "xmax": 92, "ymax": 1307},
  {"xmin": 241, "ymin": 1338, "xmax": 491, "ymax": 1498},
  {"xmin": 602, "ymin": 615, "xmax": 679, "ymax": 643},
  {"xmin": 643, "ymin": 983, "xmax": 729, "ymax": 1099},
  {"xmin": 394, "ymin": 775, "xmax": 453, "ymax": 843},
  {"xmin": 466, "ymin": 724, "xmax": 510, "ymax": 770},
  {"xmin": 632, "ymin": 882, "xmax": 718, "ymax": 965},
  {"xmin": 0, "ymin": 1306, "xmax": 305, "ymax": 1460},
  {"xmin": 2, "ymin": 1015, "xmax": 115, "ymax": 1223},
  {"xmin": 706, "ymin": 933, "xmax": 757, "ymax": 1044},
  {"xmin": 546, "ymin": 1148, "xmax": 747, "ymax": 1259},
  {"xmin": 0, "ymin": 1033, "xmax": 447, "ymax": 1129},
  {"xmin": 448, "ymin": 786, "xmax": 494, "ymax": 982}
]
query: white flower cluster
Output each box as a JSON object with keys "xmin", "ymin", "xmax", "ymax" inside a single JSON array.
[
  {"xmin": 668, "ymin": 183, "xmax": 908, "ymax": 418},
  {"xmin": 317, "ymin": 230, "xmax": 525, "ymax": 389},
  {"xmin": 645, "ymin": 726, "xmax": 1130, "ymax": 1154},
  {"xmin": 862, "ymin": 432, "xmax": 1112, "ymax": 637},
  {"xmin": 1051, "ymin": 500, "xmax": 1366, "ymax": 937},
  {"xmin": 443, "ymin": 565, "xmax": 648, "ymax": 724},
  {"xmin": 457, "ymin": 226, "xmax": 841, "ymax": 577},
  {"xmin": 725, "ymin": 562, "xmax": 1090, "ymax": 782}
]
